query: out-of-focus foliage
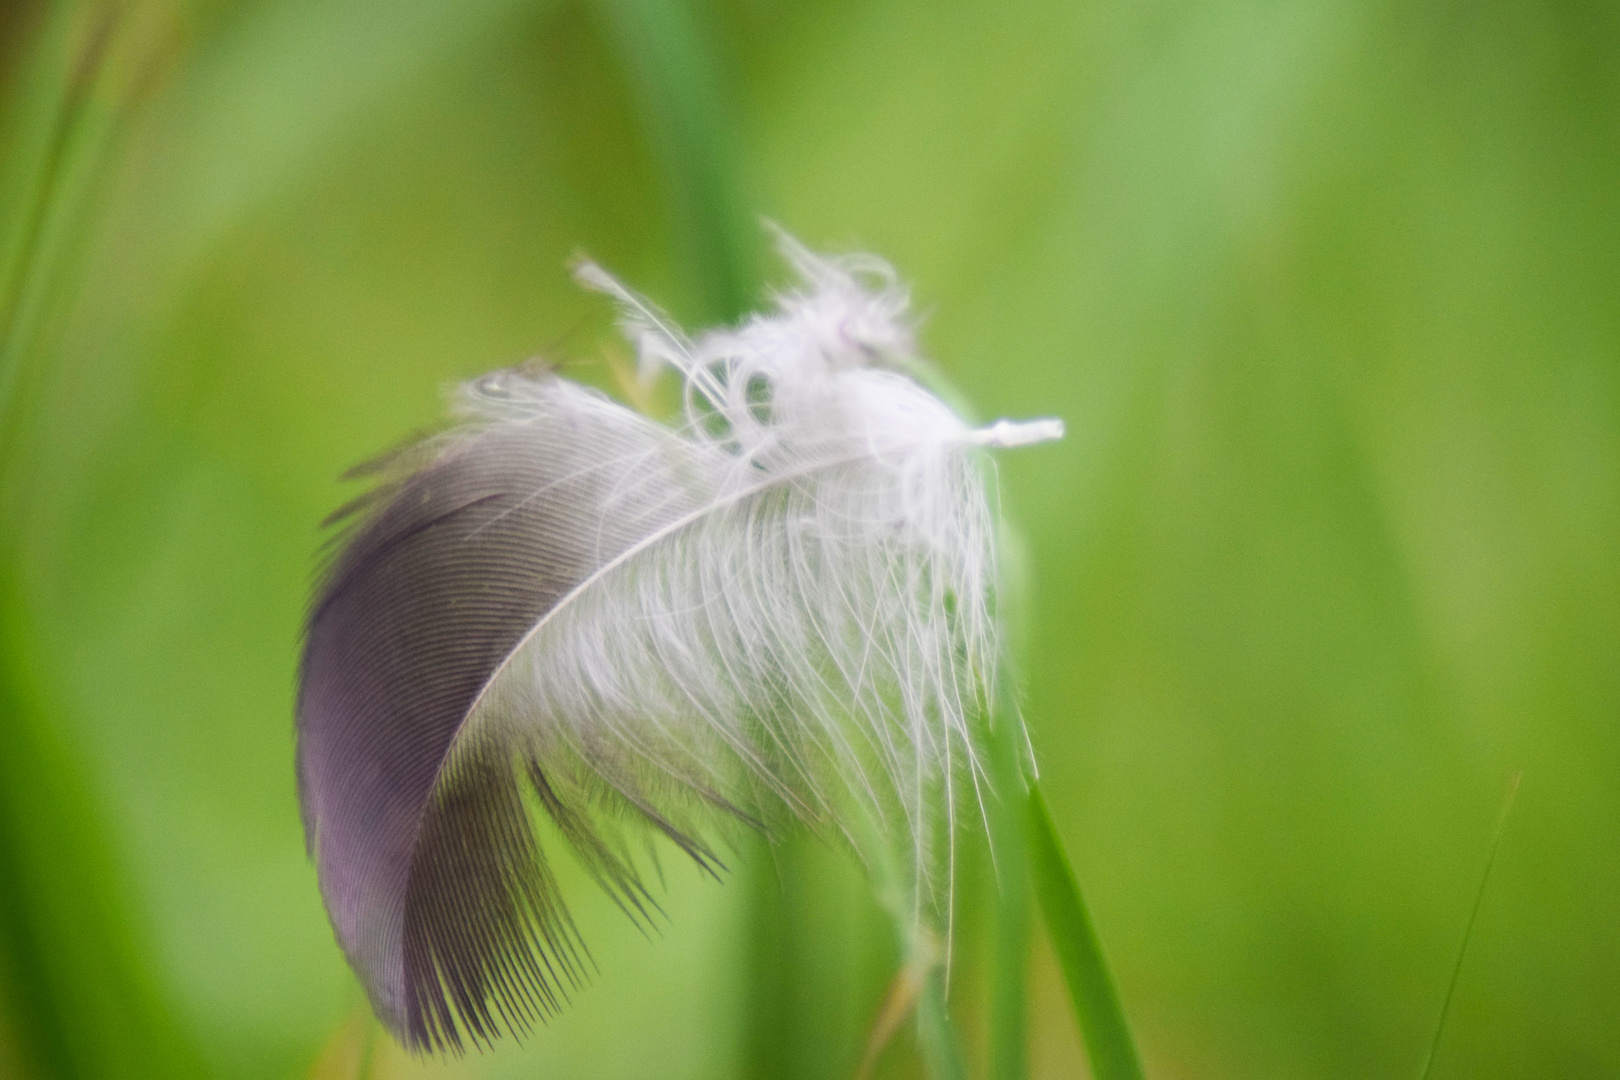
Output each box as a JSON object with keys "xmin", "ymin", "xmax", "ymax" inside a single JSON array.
[{"xmin": 0, "ymin": 0, "xmax": 1615, "ymax": 1077}]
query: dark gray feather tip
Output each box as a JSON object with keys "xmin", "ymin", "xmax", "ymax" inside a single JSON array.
[{"xmin": 296, "ymin": 372, "xmax": 711, "ymax": 1052}]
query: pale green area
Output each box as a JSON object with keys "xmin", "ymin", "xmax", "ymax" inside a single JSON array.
[{"xmin": 0, "ymin": 0, "xmax": 1615, "ymax": 1078}]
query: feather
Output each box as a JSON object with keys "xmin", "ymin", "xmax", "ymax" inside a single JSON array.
[{"xmin": 296, "ymin": 234, "xmax": 1063, "ymax": 1051}]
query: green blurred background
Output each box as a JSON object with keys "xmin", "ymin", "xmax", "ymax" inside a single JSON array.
[{"xmin": 0, "ymin": 0, "xmax": 1615, "ymax": 1077}]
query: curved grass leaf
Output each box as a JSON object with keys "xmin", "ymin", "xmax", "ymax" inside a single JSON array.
[{"xmin": 1028, "ymin": 784, "xmax": 1145, "ymax": 1080}]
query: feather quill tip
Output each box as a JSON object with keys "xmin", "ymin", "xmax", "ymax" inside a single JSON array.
[{"xmin": 971, "ymin": 418, "xmax": 1065, "ymax": 448}]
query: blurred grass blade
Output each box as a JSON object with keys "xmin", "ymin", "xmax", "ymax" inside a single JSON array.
[
  {"xmin": 989, "ymin": 684, "xmax": 1030, "ymax": 1080},
  {"xmin": 0, "ymin": 3, "xmax": 203, "ymax": 1078},
  {"xmin": 915, "ymin": 970, "xmax": 968, "ymax": 1080},
  {"xmin": 987, "ymin": 517, "xmax": 1038, "ymax": 1080},
  {"xmin": 0, "ymin": 0, "xmax": 172, "ymax": 433},
  {"xmin": 0, "ymin": 645, "xmax": 204, "ymax": 1080},
  {"xmin": 0, "ymin": 0, "xmax": 111, "ymax": 425},
  {"xmin": 1028, "ymin": 784, "xmax": 1145, "ymax": 1080},
  {"xmin": 1418, "ymin": 771, "xmax": 1522, "ymax": 1080},
  {"xmin": 589, "ymin": 0, "xmax": 757, "ymax": 322},
  {"xmin": 0, "ymin": 1, "xmax": 82, "ymax": 332},
  {"xmin": 854, "ymin": 960, "xmax": 924, "ymax": 1080}
]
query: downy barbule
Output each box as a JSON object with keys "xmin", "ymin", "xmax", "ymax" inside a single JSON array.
[{"xmin": 296, "ymin": 233, "xmax": 1064, "ymax": 1051}]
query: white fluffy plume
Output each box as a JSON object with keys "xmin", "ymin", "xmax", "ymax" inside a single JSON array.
[{"xmin": 296, "ymin": 233, "xmax": 1063, "ymax": 1050}]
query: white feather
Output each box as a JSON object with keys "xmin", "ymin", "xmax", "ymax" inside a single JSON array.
[
  {"xmin": 297, "ymin": 234, "xmax": 1062, "ymax": 1048},
  {"xmin": 458, "ymin": 238, "xmax": 1061, "ymax": 917}
]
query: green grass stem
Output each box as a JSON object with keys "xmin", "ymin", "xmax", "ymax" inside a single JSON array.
[
  {"xmin": 916, "ymin": 967, "xmax": 969, "ymax": 1080},
  {"xmin": 1028, "ymin": 784, "xmax": 1145, "ymax": 1080},
  {"xmin": 590, "ymin": 0, "xmax": 757, "ymax": 324},
  {"xmin": 1418, "ymin": 772, "xmax": 1522, "ymax": 1080},
  {"xmin": 987, "ymin": 645, "xmax": 1031, "ymax": 1080},
  {"xmin": 0, "ymin": 5, "xmax": 203, "ymax": 1078}
]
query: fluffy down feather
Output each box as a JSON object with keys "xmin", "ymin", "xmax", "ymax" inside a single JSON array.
[{"xmin": 296, "ymin": 235, "xmax": 1062, "ymax": 1050}]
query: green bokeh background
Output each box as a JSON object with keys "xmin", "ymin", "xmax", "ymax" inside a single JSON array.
[{"xmin": 1, "ymin": 0, "xmax": 1615, "ymax": 1077}]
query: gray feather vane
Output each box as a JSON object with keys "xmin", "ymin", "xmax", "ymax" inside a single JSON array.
[{"xmin": 296, "ymin": 234, "xmax": 1063, "ymax": 1051}]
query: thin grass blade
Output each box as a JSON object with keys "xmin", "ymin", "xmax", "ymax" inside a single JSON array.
[
  {"xmin": 915, "ymin": 969, "xmax": 968, "ymax": 1080},
  {"xmin": 1028, "ymin": 784, "xmax": 1145, "ymax": 1080},
  {"xmin": 589, "ymin": 0, "xmax": 757, "ymax": 323},
  {"xmin": 1418, "ymin": 771, "xmax": 1522, "ymax": 1080},
  {"xmin": 988, "ymin": 683, "xmax": 1030, "ymax": 1080}
]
